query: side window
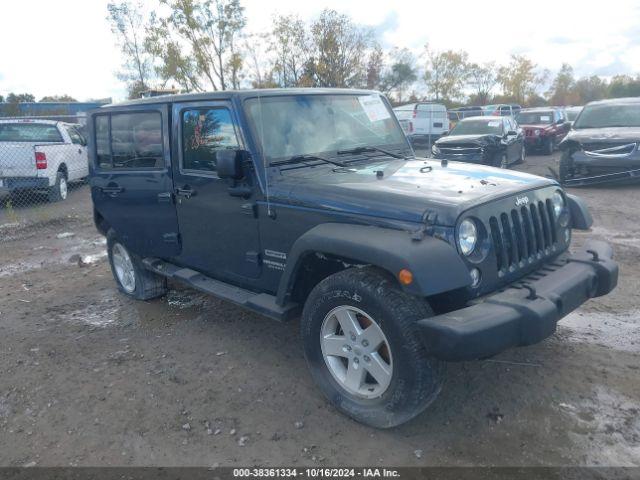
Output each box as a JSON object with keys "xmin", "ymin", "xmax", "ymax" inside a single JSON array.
[
  {"xmin": 66, "ymin": 126, "xmax": 85, "ymax": 145},
  {"xmin": 181, "ymin": 108, "xmax": 239, "ymax": 173},
  {"xmin": 111, "ymin": 112, "xmax": 163, "ymax": 169},
  {"xmin": 95, "ymin": 116, "xmax": 111, "ymax": 169}
]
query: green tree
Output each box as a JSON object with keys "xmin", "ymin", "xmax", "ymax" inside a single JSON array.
[
  {"xmin": 573, "ymin": 75, "xmax": 608, "ymax": 104},
  {"xmin": 546, "ymin": 63, "xmax": 578, "ymax": 105},
  {"xmin": 497, "ymin": 54, "xmax": 547, "ymax": 105},
  {"xmin": 107, "ymin": 1, "xmax": 154, "ymax": 98},
  {"xmin": 467, "ymin": 62, "xmax": 496, "ymax": 105},
  {"xmin": 145, "ymin": 0, "xmax": 246, "ymax": 91},
  {"xmin": 270, "ymin": 14, "xmax": 310, "ymax": 87},
  {"xmin": 608, "ymin": 75, "xmax": 640, "ymax": 98},
  {"xmin": 380, "ymin": 48, "xmax": 417, "ymax": 103},
  {"xmin": 39, "ymin": 95, "xmax": 78, "ymax": 102},
  {"xmin": 309, "ymin": 9, "xmax": 372, "ymax": 88},
  {"xmin": 423, "ymin": 45, "xmax": 470, "ymax": 101}
]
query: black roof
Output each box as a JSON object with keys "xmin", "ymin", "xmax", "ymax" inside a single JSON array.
[
  {"xmin": 103, "ymin": 88, "xmax": 377, "ymax": 109},
  {"xmin": 586, "ymin": 97, "xmax": 640, "ymax": 106}
]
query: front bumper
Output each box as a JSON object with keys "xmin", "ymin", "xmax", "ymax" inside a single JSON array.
[
  {"xmin": 417, "ymin": 240, "xmax": 618, "ymax": 361},
  {"xmin": 525, "ymin": 136, "xmax": 546, "ymax": 147}
]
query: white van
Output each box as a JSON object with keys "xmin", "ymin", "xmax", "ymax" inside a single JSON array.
[{"xmin": 393, "ymin": 102, "xmax": 449, "ymax": 144}]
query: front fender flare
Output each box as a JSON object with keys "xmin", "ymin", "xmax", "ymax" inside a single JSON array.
[{"xmin": 276, "ymin": 223, "xmax": 472, "ymax": 305}]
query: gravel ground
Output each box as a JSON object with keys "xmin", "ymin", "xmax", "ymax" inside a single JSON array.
[{"xmin": 0, "ymin": 153, "xmax": 638, "ymax": 467}]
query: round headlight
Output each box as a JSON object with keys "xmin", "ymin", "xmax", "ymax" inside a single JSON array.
[
  {"xmin": 552, "ymin": 191, "xmax": 565, "ymax": 218},
  {"xmin": 534, "ymin": 129, "xmax": 541, "ymax": 136},
  {"xmin": 458, "ymin": 218, "xmax": 478, "ymax": 256}
]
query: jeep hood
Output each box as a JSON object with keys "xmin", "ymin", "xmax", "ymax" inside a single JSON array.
[{"xmin": 273, "ymin": 158, "xmax": 556, "ymax": 226}]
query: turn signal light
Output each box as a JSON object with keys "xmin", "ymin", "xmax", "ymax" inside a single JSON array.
[{"xmin": 398, "ymin": 269, "xmax": 413, "ymax": 285}]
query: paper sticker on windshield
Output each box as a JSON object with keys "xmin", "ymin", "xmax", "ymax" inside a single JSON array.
[
  {"xmin": 540, "ymin": 115, "xmax": 551, "ymax": 122},
  {"xmin": 358, "ymin": 95, "xmax": 391, "ymax": 122},
  {"xmin": 488, "ymin": 121, "xmax": 500, "ymax": 127}
]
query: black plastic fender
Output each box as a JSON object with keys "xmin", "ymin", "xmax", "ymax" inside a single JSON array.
[
  {"xmin": 275, "ymin": 223, "xmax": 472, "ymax": 305},
  {"xmin": 566, "ymin": 194, "xmax": 593, "ymax": 230}
]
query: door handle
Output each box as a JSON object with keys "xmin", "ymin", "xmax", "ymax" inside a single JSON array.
[
  {"xmin": 176, "ymin": 187, "xmax": 196, "ymax": 199},
  {"xmin": 99, "ymin": 186, "xmax": 124, "ymax": 196}
]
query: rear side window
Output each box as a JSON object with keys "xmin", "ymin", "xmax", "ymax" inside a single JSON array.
[
  {"xmin": 66, "ymin": 126, "xmax": 85, "ymax": 145},
  {"xmin": 181, "ymin": 108, "xmax": 239, "ymax": 172},
  {"xmin": 0, "ymin": 123, "xmax": 63, "ymax": 142},
  {"xmin": 94, "ymin": 111, "xmax": 163, "ymax": 169}
]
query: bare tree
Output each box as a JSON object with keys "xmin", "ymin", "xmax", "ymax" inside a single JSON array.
[
  {"xmin": 107, "ymin": 1, "xmax": 154, "ymax": 97},
  {"xmin": 467, "ymin": 62, "xmax": 497, "ymax": 105},
  {"xmin": 270, "ymin": 14, "xmax": 310, "ymax": 87}
]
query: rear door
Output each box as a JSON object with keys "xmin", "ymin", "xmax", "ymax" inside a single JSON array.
[
  {"xmin": 89, "ymin": 105, "xmax": 181, "ymax": 258},
  {"xmin": 170, "ymin": 100, "xmax": 262, "ymax": 281}
]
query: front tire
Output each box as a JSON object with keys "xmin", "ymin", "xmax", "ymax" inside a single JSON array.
[
  {"xmin": 107, "ymin": 230, "xmax": 167, "ymax": 300},
  {"xmin": 48, "ymin": 171, "xmax": 68, "ymax": 202},
  {"xmin": 543, "ymin": 137, "xmax": 554, "ymax": 155},
  {"xmin": 301, "ymin": 267, "xmax": 445, "ymax": 428}
]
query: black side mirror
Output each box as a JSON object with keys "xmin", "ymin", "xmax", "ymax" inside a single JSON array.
[{"xmin": 217, "ymin": 149, "xmax": 247, "ymax": 180}]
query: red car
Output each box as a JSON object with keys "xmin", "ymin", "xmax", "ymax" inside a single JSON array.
[{"xmin": 517, "ymin": 108, "xmax": 571, "ymax": 155}]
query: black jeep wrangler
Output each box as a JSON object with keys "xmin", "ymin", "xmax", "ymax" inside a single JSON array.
[{"xmin": 88, "ymin": 89, "xmax": 618, "ymax": 428}]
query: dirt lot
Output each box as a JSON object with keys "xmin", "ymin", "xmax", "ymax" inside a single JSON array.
[{"xmin": 0, "ymin": 153, "xmax": 638, "ymax": 467}]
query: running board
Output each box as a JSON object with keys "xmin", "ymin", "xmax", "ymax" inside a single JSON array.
[{"xmin": 142, "ymin": 258, "xmax": 300, "ymax": 322}]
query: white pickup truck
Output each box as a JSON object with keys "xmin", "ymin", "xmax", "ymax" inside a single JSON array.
[{"xmin": 0, "ymin": 119, "xmax": 88, "ymax": 202}]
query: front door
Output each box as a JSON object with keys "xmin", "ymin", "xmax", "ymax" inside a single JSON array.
[
  {"xmin": 89, "ymin": 105, "xmax": 181, "ymax": 258},
  {"xmin": 171, "ymin": 101, "xmax": 261, "ymax": 281}
]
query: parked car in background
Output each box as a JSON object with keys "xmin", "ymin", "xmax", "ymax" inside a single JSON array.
[
  {"xmin": 0, "ymin": 119, "xmax": 88, "ymax": 202},
  {"xmin": 393, "ymin": 102, "xmax": 448, "ymax": 144},
  {"xmin": 517, "ymin": 107, "xmax": 571, "ymax": 155},
  {"xmin": 559, "ymin": 97, "xmax": 640, "ymax": 186},
  {"xmin": 565, "ymin": 106, "xmax": 583, "ymax": 126},
  {"xmin": 482, "ymin": 104, "xmax": 521, "ymax": 117},
  {"xmin": 431, "ymin": 115, "xmax": 525, "ymax": 168},
  {"xmin": 447, "ymin": 106, "xmax": 485, "ymax": 129}
]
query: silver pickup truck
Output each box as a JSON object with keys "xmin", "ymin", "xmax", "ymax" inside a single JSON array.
[{"xmin": 0, "ymin": 119, "xmax": 88, "ymax": 202}]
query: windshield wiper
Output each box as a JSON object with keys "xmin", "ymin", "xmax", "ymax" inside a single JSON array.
[
  {"xmin": 271, "ymin": 154, "xmax": 348, "ymax": 168},
  {"xmin": 337, "ymin": 145, "xmax": 408, "ymax": 160}
]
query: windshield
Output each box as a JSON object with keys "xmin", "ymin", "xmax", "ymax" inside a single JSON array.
[
  {"xmin": 0, "ymin": 123, "xmax": 63, "ymax": 142},
  {"xmin": 517, "ymin": 112, "xmax": 553, "ymax": 125},
  {"xmin": 450, "ymin": 119, "xmax": 503, "ymax": 136},
  {"xmin": 573, "ymin": 103, "xmax": 640, "ymax": 129},
  {"xmin": 244, "ymin": 94, "xmax": 407, "ymax": 162}
]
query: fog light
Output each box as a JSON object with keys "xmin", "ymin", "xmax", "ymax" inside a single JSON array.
[{"xmin": 470, "ymin": 268, "xmax": 481, "ymax": 288}]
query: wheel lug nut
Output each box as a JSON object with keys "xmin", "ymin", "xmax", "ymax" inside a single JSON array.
[
  {"xmin": 345, "ymin": 345, "xmax": 352, "ymax": 351},
  {"xmin": 353, "ymin": 357, "xmax": 359, "ymax": 364},
  {"xmin": 363, "ymin": 355, "xmax": 370, "ymax": 362},
  {"xmin": 350, "ymin": 334, "xmax": 356, "ymax": 341},
  {"xmin": 362, "ymin": 340, "xmax": 369, "ymax": 347}
]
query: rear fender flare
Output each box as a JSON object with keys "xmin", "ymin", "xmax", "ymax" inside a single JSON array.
[{"xmin": 276, "ymin": 223, "xmax": 472, "ymax": 305}]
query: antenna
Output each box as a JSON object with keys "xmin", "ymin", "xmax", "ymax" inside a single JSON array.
[{"xmin": 257, "ymin": 90, "xmax": 273, "ymax": 218}]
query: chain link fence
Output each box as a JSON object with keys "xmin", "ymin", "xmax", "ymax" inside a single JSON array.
[{"xmin": 0, "ymin": 114, "xmax": 90, "ymax": 226}]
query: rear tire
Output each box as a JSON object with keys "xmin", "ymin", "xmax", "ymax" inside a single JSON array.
[
  {"xmin": 107, "ymin": 230, "xmax": 167, "ymax": 300},
  {"xmin": 301, "ymin": 267, "xmax": 445, "ymax": 428},
  {"xmin": 48, "ymin": 171, "xmax": 68, "ymax": 203}
]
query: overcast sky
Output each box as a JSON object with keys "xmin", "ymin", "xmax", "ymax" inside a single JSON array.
[{"xmin": 1, "ymin": 0, "xmax": 639, "ymax": 102}]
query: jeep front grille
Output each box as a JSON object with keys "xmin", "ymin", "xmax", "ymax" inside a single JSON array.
[{"xmin": 488, "ymin": 200, "xmax": 558, "ymax": 275}]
